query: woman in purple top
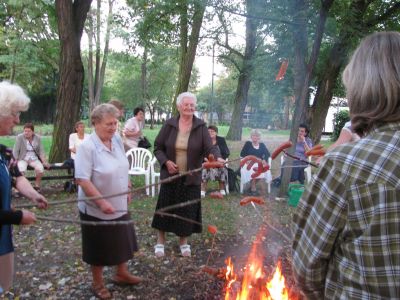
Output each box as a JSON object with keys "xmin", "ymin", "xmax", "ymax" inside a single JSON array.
[
  {"xmin": 291, "ymin": 123, "xmax": 313, "ymax": 183},
  {"xmin": 277, "ymin": 124, "xmax": 313, "ymax": 185}
]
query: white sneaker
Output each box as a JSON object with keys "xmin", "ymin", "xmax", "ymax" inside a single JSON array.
[
  {"xmin": 220, "ymin": 189, "xmax": 226, "ymax": 196},
  {"xmin": 201, "ymin": 191, "xmax": 206, "ymax": 198}
]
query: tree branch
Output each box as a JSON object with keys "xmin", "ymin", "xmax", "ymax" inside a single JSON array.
[{"xmin": 364, "ymin": 1, "xmax": 400, "ymax": 27}]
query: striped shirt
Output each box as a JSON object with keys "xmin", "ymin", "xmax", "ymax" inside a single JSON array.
[{"xmin": 292, "ymin": 122, "xmax": 400, "ymax": 299}]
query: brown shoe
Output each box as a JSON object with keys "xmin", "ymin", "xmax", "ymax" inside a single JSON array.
[
  {"xmin": 112, "ymin": 273, "xmax": 143, "ymax": 286},
  {"xmin": 91, "ymin": 283, "xmax": 112, "ymax": 300}
]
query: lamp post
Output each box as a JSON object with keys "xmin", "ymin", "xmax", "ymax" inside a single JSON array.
[{"xmin": 210, "ymin": 43, "xmax": 215, "ymax": 124}]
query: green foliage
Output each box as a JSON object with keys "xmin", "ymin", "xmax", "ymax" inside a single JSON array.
[
  {"xmin": 331, "ymin": 110, "xmax": 350, "ymax": 142},
  {"xmin": 0, "ymin": 0, "xmax": 59, "ymax": 90}
]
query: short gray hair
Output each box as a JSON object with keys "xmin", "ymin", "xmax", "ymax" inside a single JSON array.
[
  {"xmin": 0, "ymin": 81, "xmax": 30, "ymax": 117},
  {"xmin": 176, "ymin": 92, "xmax": 197, "ymax": 107},
  {"xmin": 250, "ymin": 129, "xmax": 261, "ymax": 137},
  {"xmin": 91, "ymin": 103, "xmax": 119, "ymax": 125}
]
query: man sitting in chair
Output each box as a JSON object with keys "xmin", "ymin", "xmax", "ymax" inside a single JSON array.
[{"xmin": 201, "ymin": 125, "xmax": 229, "ymax": 197}]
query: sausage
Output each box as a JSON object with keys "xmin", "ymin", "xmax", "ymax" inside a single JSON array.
[
  {"xmin": 207, "ymin": 154, "xmax": 215, "ymax": 162},
  {"xmin": 246, "ymin": 160, "xmax": 259, "ymax": 171},
  {"xmin": 207, "ymin": 224, "xmax": 218, "ymax": 234},
  {"xmin": 239, "ymin": 196, "xmax": 265, "ymax": 206},
  {"xmin": 203, "ymin": 161, "xmax": 225, "ymax": 169},
  {"xmin": 251, "ymin": 164, "xmax": 269, "ymax": 179},
  {"xmin": 310, "ymin": 144, "xmax": 324, "ymax": 151},
  {"xmin": 210, "ymin": 191, "xmax": 224, "ymax": 199},
  {"xmin": 271, "ymin": 141, "xmax": 293, "ymax": 159},
  {"xmin": 240, "ymin": 155, "xmax": 262, "ymax": 168},
  {"xmin": 306, "ymin": 148, "xmax": 326, "ymax": 157}
]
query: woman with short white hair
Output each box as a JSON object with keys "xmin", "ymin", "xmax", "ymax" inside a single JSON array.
[
  {"xmin": 75, "ymin": 103, "xmax": 142, "ymax": 299},
  {"xmin": 152, "ymin": 92, "xmax": 222, "ymax": 258},
  {"xmin": 0, "ymin": 81, "xmax": 47, "ymax": 293},
  {"xmin": 240, "ymin": 129, "xmax": 271, "ymax": 195}
]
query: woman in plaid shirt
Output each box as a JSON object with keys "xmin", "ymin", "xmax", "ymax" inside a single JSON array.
[{"xmin": 292, "ymin": 31, "xmax": 400, "ymax": 299}]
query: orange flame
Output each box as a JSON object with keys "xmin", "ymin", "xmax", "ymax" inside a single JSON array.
[
  {"xmin": 266, "ymin": 262, "xmax": 289, "ymax": 300},
  {"xmin": 224, "ymin": 230, "xmax": 291, "ymax": 299}
]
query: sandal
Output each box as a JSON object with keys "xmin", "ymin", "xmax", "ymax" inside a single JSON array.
[
  {"xmin": 112, "ymin": 273, "xmax": 143, "ymax": 286},
  {"xmin": 180, "ymin": 244, "xmax": 191, "ymax": 257},
  {"xmin": 154, "ymin": 244, "xmax": 165, "ymax": 257},
  {"xmin": 91, "ymin": 284, "xmax": 111, "ymax": 300}
]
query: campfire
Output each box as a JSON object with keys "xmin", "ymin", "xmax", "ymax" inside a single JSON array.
[
  {"xmin": 223, "ymin": 243, "xmax": 290, "ymax": 300},
  {"xmin": 203, "ymin": 227, "xmax": 295, "ymax": 300}
]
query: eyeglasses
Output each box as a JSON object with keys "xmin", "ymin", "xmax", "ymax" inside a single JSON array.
[{"xmin": 11, "ymin": 111, "xmax": 21, "ymax": 118}]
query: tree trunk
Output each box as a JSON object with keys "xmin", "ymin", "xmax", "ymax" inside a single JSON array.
[
  {"xmin": 172, "ymin": 0, "xmax": 206, "ymax": 115},
  {"xmin": 308, "ymin": 0, "xmax": 374, "ymax": 143},
  {"xmin": 50, "ymin": 0, "xmax": 92, "ymax": 163},
  {"xmin": 279, "ymin": 0, "xmax": 333, "ymax": 196},
  {"xmin": 94, "ymin": 0, "xmax": 113, "ymax": 106},
  {"xmin": 87, "ymin": 11, "xmax": 95, "ymax": 111},
  {"xmin": 226, "ymin": 0, "xmax": 258, "ymax": 141},
  {"xmin": 141, "ymin": 46, "xmax": 148, "ymax": 107}
]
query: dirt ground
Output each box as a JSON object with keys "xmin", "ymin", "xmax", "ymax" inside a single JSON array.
[{"xmin": 4, "ymin": 136, "xmax": 303, "ymax": 299}]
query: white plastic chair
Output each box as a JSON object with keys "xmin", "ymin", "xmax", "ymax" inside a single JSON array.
[
  {"xmin": 126, "ymin": 148, "xmax": 153, "ymax": 196},
  {"xmin": 240, "ymin": 157, "xmax": 272, "ymax": 194},
  {"xmin": 150, "ymin": 156, "xmax": 160, "ymax": 197}
]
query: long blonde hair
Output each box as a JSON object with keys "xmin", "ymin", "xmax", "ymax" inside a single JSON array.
[{"xmin": 342, "ymin": 31, "xmax": 400, "ymax": 136}]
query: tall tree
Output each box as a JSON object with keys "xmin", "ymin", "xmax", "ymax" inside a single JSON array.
[
  {"xmin": 215, "ymin": 0, "xmax": 264, "ymax": 141},
  {"xmin": 86, "ymin": 0, "xmax": 115, "ymax": 112},
  {"xmin": 172, "ymin": 0, "xmax": 206, "ymax": 114},
  {"xmin": 50, "ymin": 0, "xmax": 92, "ymax": 162},
  {"xmin": 309, "ymin": 0, "xmax": 400, "ymax": 143},
  {"xmin": 0, "ymin": 0, "xmax": 59, "ymax": 89},
  {"xmin": 128, "ymin": 0, "xmax": 205, "ymax": 115}
]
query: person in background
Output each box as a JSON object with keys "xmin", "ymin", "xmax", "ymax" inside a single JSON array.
[
  {"xmin": 316, "ymin": 120, "xmax": 361, "ymax": 164},
  {"xmin": 75, "ymin": 104, "xmax": 142, "ymax": 300},
  {"xmin": 69, "ymin": 121, "xmax": 89, "ymax": 160},
  {"xmin": 292, "ymin": 31, "xmax": 400, "ymax": 299},
  {"xmin": 152, "ymin": 92, "xmax": 222, "ymax": 258},
  {"xmin": 13, "ymin": 123, "xmax": 50, "ymax": 191},
  {"xmin": 123, "ymin": 107, "xmax": 145, "ymax": 150},
  {"xmin": 201, "ymin": 125, "xmax": 230, "ymax": 197},
  {"xmin": 328, "ymin": 120, "xmax": 360, "ymax": 149},
  {"xmin": 277, "ymin": 123, "xmax": 313, "ymax": 186},
  {"xmin": 240, "ymin": 129, "xmax": 270, "ymax": 196},
  {"xmin": 0, "ymin": 81, "xmax": 47, "ymax": 293},
  {"xmin": 108, "ymin": 99, "xmax": 125, "ymax": 136}
]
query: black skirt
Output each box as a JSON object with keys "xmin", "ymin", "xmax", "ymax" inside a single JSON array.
[
  {"xmin": 151, "ymin": 177, "xmax": 202, "ymax": 236},
  {"xmin": 79, "ymin": 212, "xmax": 138, "ymax": 266}
]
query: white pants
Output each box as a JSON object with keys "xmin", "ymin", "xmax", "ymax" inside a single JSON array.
[
  {"xmin": 17, "ymin": 159, "xmax": 44, "ymax": 174},
  {"xmin": 0, "ymin": 252, "xmax": 14, "ymax": 293}
]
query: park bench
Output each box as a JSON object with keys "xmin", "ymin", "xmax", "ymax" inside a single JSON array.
[
  {"xmin": 26, "ymin": 163, "xmax": 74, "ymax": 181},
  {"xmin": 26, "ymin": 162, "xmax": 76, "ymax": 192}
]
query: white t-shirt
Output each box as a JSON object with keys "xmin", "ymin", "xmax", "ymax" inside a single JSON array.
[
  {"xmin": 69, "ymin": 133, "xmax": 89, "ymax": 159},
  {"xmin": 123, "ymin": 117, "xmax": 144, "ymax": 149},
  {"xmin": 342, "ymin": 121, "xmax": 360, "ymax": 142},
  {"xmin": 75, "ymin": 133, "xmax": 129, "ymax": 220},
  {"xmin": 24, "ymin": 140, "xmax": 38, "ymax": 161}
]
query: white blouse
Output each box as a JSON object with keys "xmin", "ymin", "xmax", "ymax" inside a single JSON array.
[{"xmin": 75, "ymin": 133, "xmax": 129, "ymax": 220}]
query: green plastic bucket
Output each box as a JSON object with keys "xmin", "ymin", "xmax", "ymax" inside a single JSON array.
[{"xmin": 288, "ymin": 184, "xmax": 305, "ymax": 207}]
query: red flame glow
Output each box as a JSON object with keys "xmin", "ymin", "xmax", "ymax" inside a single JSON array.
[{"xmin": 224, "ymin": 231, "xmax": 291, "ymax": 299}]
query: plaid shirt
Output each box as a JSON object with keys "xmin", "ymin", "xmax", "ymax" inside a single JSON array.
[{"xmin": 292, "ymin": 122, "xmax": 400, "ymax": 299}]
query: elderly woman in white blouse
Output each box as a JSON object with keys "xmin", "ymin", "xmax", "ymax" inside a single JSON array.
[
  {"xmin": 69, "ymin": 121, "xmax": 89, "ymax": 160},
  {"xmin": 75, "ymin": 104, "xmax": 142, "ymax": 300}
]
